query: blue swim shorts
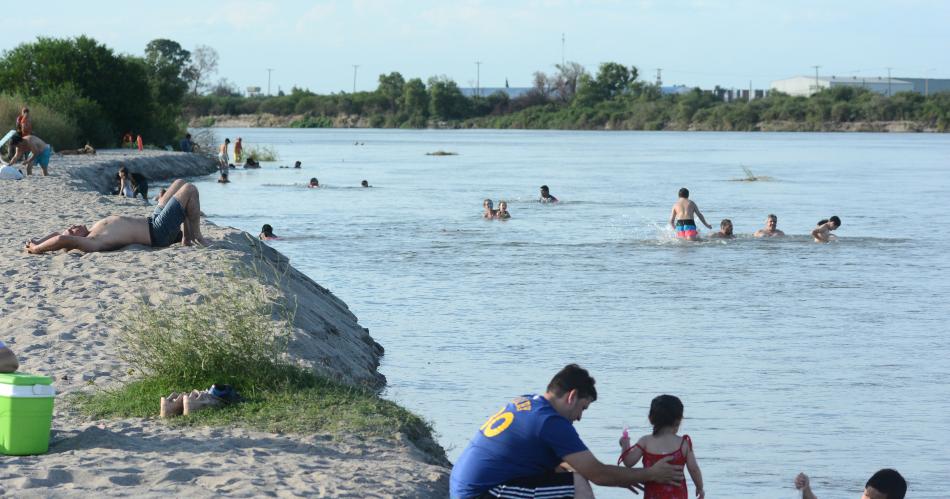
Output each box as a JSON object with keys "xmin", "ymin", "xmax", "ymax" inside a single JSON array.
[
  {"xmin": 148, "ymin": 197, "xmax": 185, "ymax": 248},
  {"xmin": 36, "ymin": 145, "xmax": 52, "ymax": 168}
]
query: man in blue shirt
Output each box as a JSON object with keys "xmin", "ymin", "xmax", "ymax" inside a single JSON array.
[
  {"xmin": 0, "ymin": 340, "xmax": 18, "ymax": 372},
  {"xmin": 451, "ymin": 364, "xmax": 683, "ymax": 498}
]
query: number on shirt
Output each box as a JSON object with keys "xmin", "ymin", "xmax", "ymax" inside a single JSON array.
[{"xmin": 480, "ymin": 407, "xmax": 514, "ymax": 437}]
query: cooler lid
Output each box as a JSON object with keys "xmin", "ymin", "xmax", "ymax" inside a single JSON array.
[{"xmin": 0, "ymin": 372, "xmax": 53, "ymax": 386}]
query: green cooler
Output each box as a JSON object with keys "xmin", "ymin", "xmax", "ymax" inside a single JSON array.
[{"xmin": 0, "ymin": 373, "xmax": 55, "ymax": 455}]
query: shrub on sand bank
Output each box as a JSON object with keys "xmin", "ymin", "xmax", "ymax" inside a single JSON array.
[
  {"xmin": 0, "ymin": 94, "xmax": 81, "ymax": 150},
  {"xmin": 245, "ymin": 144, "xmax": 278, "ymax": 161},
  {"xmin": 75, "ymin": 273, "xmax": 444, "ymax": 461}
]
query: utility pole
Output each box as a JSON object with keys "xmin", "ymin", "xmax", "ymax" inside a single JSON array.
[
  {"xmin": 266, "ymin": 68, "xmax": 274, "ymax": 96},
  {"xmin": 812, "ymin": 65, "xmax": 821, "ymax": 95},
  {"xmin": 352, "ymin": 65, "xmax": 360, "ymax": 93},
  {"xmin": 475, "ymin": 61, "xmax": 482, "ymax": 98},
  {"xmin": 886, "ymin": 67, "xmax": 892, "ymax": 96},
  {"xmin": 561, "ymin": 33, "xmax": 565, "ymax": 66},
  {"xmin": 655, "ymin": 68, "xmax": 662, "ymax": 87},
  {"xmin": 749, "ymin": 80, "xmax": 753, "ymax": 102}
]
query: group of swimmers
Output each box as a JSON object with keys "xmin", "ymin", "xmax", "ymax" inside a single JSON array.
[
  {"xmin": 671, "ymin": 188, "xmax": 841, "ymax": 243},
  {"xmin": 482, "ymin": 185, "xmax": 559, "ymax": 220}
]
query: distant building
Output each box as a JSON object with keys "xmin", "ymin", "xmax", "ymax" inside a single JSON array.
[
  {"xmin": 894, "ymin": 77, "xmax": 950, "ymax": 96},
  {"xmin": 771, "ymin": 76, "xmax": 913, "ymax": 97},
  {"xmin": 661, "ymin": 85, "xmax": 695, "ymax": 95},
  {"xmin": 460, "ymin": 87, "xmax": 533, "ymax": 99},
  {"xmin": 246, "ymin": 86, "xmax": 262, "ymax": 97}
]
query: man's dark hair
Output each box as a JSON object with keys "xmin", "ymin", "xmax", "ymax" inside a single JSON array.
[
  {"xmin": 866, "ymin": 469, "xmax": 906, "ymax": 499},
  {"xmin": 261, "ymin": 224, "xmax": 274, "ymax": 235},
  {"xmin": 720, "ymin": 219, "xmax": 732, "ymax": 228},
  {"xmin": 185, "ymin": 133, "xmax": 192, "ymax": 139},
  {"xmin": 768, "ymin": 214, "xmax": 777, "ymax": 222},
  {"xmin": 541, "ymin": 185, "xmax": 549, "ymax": 191},
  {"xmin": 829, "ymin": 215, "xmax": 841, "ymax": 227},
  {"xmin": 678, "ymin": 187, "xmax": 689, "ymax": 198},
  {"xmin": 10, "ymin": 133, "xmax": 22, "ymax": 146},
  {"xmin": 547, "ymin": 364, "xmax": 597, "ymax": 401}
]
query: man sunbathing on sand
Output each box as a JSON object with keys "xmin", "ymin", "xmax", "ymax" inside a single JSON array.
[{"xmin": 25, "ymin": 180, "xmax": 208, "ymax": 254}]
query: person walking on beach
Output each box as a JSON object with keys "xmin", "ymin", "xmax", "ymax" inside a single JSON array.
[
  {"xmin": 0, "ymin": 340, "xmax": 18, "ymax": 373},
  {"xmin": 795, "ymin": 468, "xmax": 905, "ymax": 499},
  {"xmin": 25, "ymin": 179, "xmax": 208, "ymax": 253},
  {"xmin": 753, "ymin": 214, "xmax": 785, "ymax": 237},
  {"xmin": 618, "ymin": 395, "xmax": 705, "ymax": 499},
  {"xmin": 218, "ymin": 138, "xmax": 230, "ymax": 170},
  {"xmin": 709, "ymin": 219, "xmax": 735, "ymax": 239},
  {"xmin": 450, "ymin": 364, "xmax": 684, "ymax": 498},
  {"xmin": 540, "ymin": 185, "xmax": 559, "ymax": 203},
  {"xmin": 15, "ymin": 107, "xmax": 32, "ymax": 136},
  {"xmin": 811, "ymin": 216, "xmax": 841, "ymax": 243},
  {"xmin": 233, "ymin": 137, "xmax": 244, "ymax": 164},
  {"xmin": 2, "ymin": 133, "xmax": 52, "ymax": 176},
  {"xmin": 669, "ymin": 188, "xmax": 712, "ymax": 240}
]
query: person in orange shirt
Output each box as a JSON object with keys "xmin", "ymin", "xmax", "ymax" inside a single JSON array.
[
  {"xmin": 233, "ymin": 137, "xmax": 243, "ymax": 163},
  {"xmin": 15, "ymin": 107, "xmax": 32, "ymax": 136}
]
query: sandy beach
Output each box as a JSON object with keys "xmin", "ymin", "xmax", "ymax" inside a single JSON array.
[{"xmin": 0, "ymin": 150, "xmax": 449, "ymax": 497}]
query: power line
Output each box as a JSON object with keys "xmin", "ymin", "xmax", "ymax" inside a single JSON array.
[{"xmin": 812, "ymin": 65, "xmax": 821, "ymax": 95}]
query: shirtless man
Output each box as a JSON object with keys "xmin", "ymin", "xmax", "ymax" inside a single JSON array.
[
  {"xmin": 753, "ymin": 214, "xmax": 785, "ymax": 238},
  {"xmin": 811, "ymin": 216, "xmax": 841, "ymax": 243},
  {"xmin": 539, "ymin": 185, "xmax": 558, "ymax": 203},
  {"xmin": 26, "ymin": 180, "xmax": 208, "ymax": 254},
  {"xmin": 218, "ymin": 138, "xmax": 231, "ymax": 170},
  {"xmin": 709, "ymin": 219, "xmax": 735, "ymax": 239},
  {"xmin": 669, "ymin": 188, "xmax": 712, "ymax": 240},
  {"xmin": 3, "ymin": 134, "xmax": 52, "ymax": 176}
]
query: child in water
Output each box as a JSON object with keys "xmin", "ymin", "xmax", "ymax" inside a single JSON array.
[
  {"xmin": 482, "ymin": 199, "xmax": 496, "ymax": 219},
  {"xmin": 811, "ymin": 216, "xmax": 841, "ymax": 243},
  {"xmin": 259, "ymin": 224, "xmax": 278, "ymax": 240},
  {"xmin": 619, "ymin": 395, "xmax": 704, "ymax": 499},
  {"xmin": 495, "ymin": 200, "xmax": 511, "ymax": 219}
]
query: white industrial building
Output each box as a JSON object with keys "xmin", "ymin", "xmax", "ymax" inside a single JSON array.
[{"xmin": 771, "ymin": 76, "xmax": 913, "ymax": 97}]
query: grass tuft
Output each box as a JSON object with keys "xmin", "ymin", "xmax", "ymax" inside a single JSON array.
[{"xmin": 245, "ymin": 144, "xmax": 279, "ymax": 161}]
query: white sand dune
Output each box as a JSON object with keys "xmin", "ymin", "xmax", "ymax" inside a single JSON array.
[{"xmin": 0, "ymin": 151, "xmax": 449, "ymax": 497}]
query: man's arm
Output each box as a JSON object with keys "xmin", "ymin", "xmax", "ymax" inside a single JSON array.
[
  {"xmin": 3, "ymin": 145, "xmax": 24, "ymax": 165},
  {"xmin": 563, "ymin": 450, "xmax": 683, "ymax": 488},
  {"xmin": 669, "ymin": 207, "xmax": 677, "ymax": 228},
  {"xmin": 0, "ymin": 347, "xmax": 18, "ymax": 373},
  {"xmin": 27, "ymin": 234, "xmax": 102, "ymax": 254}
]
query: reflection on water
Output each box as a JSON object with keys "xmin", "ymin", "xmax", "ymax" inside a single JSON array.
[{"xmin": 195, "ymin": 129, "xmax": 950, "ymax": 498}]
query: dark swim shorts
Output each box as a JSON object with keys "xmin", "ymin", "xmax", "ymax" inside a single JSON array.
[
  {"xmin": 479, "ymin": 472, "xmax": 575, "ymax": 498},
  {"xmin": 148, "ymin": 197, "xmax": 185, "ymax": 248}
]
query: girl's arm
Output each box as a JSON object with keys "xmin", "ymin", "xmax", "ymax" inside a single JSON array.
[
  {"xmin": 685, "ymin": 442, "xmax": 704, "ymax": 499},
  {"xmin": 618, "ymin": 436, "xmax": 645, "ymax": 468}
]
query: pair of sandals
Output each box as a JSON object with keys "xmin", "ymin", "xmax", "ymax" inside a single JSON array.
[{"xmin": 159, "ymin": 384, "xmax": 241, "ymax": 418}]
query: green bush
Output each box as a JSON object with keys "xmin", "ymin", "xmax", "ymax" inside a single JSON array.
[
  {"xmin": 0, "ymin": 94, "xmax": 81, "ymax": 149},
  {"xmin": 245, "ymin": 144, "xmax": 278, "ymax": 161}
]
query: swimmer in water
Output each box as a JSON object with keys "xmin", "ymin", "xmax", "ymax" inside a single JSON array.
[
  {"xmin": 669, "ymin": 188, "xmax": 712, "ymax": 241},
  {"xmin": 259, "ymin": 224, "xmax": 278, "ymax": 240},
  {"xmin": 811, "ymin": 216, "xmax": 841, "ymax": 243},
  {"xmin": 308, "ymin": 178, "xmax": 319, "ymax": 188},
  {"xmin": 495, "ymin": 201, "xmax": 511, "ymax": 220},
  {"xmin": 754, "ymin": 214, "xmax": 785, "ymax": 237},
  {"xmin": 217, "ymin": 171, "xmax": 230, "ymax": 183},
  {"xmin": 482, "ymin": 199, "xmax": 496, "ymax": 219},
  {"xmin": 294, "ymin": 161, "xmax": 302, "ymax": 169},
  {"xmin": 709, "ymin": 219, "xmax": 735, "ymax": 239},
  {"xmin": 361, "ymin": 180, "xmax": 370, "ymax": 187},
  {"xmin": 539, "ymin": 185, "xmax": 558, "ymax": 203}
]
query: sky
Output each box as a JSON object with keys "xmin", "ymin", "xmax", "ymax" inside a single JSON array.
[{"xmin": 7, "ymin": 0, "xmax": 949, "ymax": 95}]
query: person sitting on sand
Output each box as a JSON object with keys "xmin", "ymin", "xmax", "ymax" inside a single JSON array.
[
  {"xmin": 811, "ymin": 216, "xmax": 841, "ymax": 243},
  {"xmin": 0, "ymin": 340, "xmax": 18, "ymax": 373},
  {"xmin": 179, "ymin": 133, "xmax": 194, "ymax": 153},
  {"xmin": 451, "ymin": 364, "xmax": 683, "ymax": 498},
  {"xmin": 540, "ymin": 185, "xmax": 559, "ymax": 203},
  {"xmin": 754, "ymin": 214, "xmax": 785, "ymax": 237},
  {"xmin": 116, "ymin": 166, "xmax": 149, "ymax": 200},
  {"xmin": 669, "ymin": 188, "xmax": 712, "ymax": 241},
  {"xmin": 709, "ymin": 219, "xmax": 735, "ymax": 239},
  {"xmin": 495, "ymin": 200, "xmax": 511, "ymax": 220},
  {"xmin": 25, "ymin": 179, "xmax": 207, "ymax": 254},
  {"xmin": 294, "ymin": 161, "xmax": 302, "ymax": 169},
  {"xmin": 482, "ymin": 199, "xmax": 496, "ymax": 219},
  {"xmin": 795, "ymin": 468, "xmax": 905, "ymax": 499},
  {"xmin": 361, "ymin": 179, "xmax": 370, "ymax": 187},
  {"xmin": 3, "ymin": 133, "xmax": 52, "ymax": 176},
  {"xmin": 259, "ymin": 224, "xmax": 278, "ymax": 240},
  {"xmin": 308, "ymin": 178, "xmax": 319, "ymax": 188}
]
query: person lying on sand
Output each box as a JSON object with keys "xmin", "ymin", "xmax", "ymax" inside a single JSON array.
[
  {"xmin": 0, "ymin": 340, "xmax": 18, "ymax": 372},
  {"xmin": 811, "ymin": 216, "xmax": 841, "ymax": 243},
  {"xmin": 754, "ymin": 214, "xmax": 785, "ymax": 238},
  {"xmin": 58, "ymin": 143, "xmax": 97, "ymax": 156},
  {"xmin": 709, "ymin": 219, "xmax": 735, "ymax": 239},
  {"xmin": 25, "ymin": 180, "xmax": 207, "ymax": 254}
]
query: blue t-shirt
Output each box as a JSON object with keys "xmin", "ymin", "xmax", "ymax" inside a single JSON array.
[{"xmin": 450, "ymin": 394, "xmax": 588, "ymax": 498}]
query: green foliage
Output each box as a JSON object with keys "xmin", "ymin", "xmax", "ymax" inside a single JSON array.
[
  {"xmin": 290, "ymin": 115, "xmax": 334, "ymax": 128},
  {"xmin": 0, "ymin": 94, "xmax": 80, "ymax": 149},
  {"xmin": 427, "ymin": 76, "xmax": 469, "ymax": 120}
]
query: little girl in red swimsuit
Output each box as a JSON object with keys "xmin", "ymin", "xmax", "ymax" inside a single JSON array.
[{"xmin": 618, "ymin": 395, "xmax": 705, "ymax": 499}]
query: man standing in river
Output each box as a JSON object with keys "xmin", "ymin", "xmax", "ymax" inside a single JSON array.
[{"xmin": 450, "ymin": 364, "xmax": 683, "ymax": 498}]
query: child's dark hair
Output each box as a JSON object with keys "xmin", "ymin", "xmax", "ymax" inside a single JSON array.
[
  {"xmin": 547, "ymin": 364, "xmax": 597, "ymax": 401},
  {"xmin": 649, "ymin": 394, "xmax": 684, "ymax": 435},
  {"xmin": 866, "ymin": 469, "xmax": 906, "ymax": 499},
  {"xmin": 261, "ymin": 224, "xmax": 274, "ymax": 235},
  {"xmin": 829, "ymin": 215, "xmax": 841, "ymax": 227},
  {"xmin": 678, "ymin": 187, "xmax": 689, "ymax": 198}
]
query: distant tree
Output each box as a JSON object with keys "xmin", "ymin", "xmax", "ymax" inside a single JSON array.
[
  {"xmin": 402, "ymin": 78, "xmax": 428, "ymax": 118},
  {"xmin": 210, "ymin": 78, "xmax": 242, "ymax": 97},
  {"xmin": 552, "ymin": 61, "xmax": 587, "ymax": 102},
  {"xmin": 144, "ymin": 39, "xmax": 190, "ymax": 106},
  {"xmin": 428, "ymin": 76, "xmax": 469, "ymax": 120},
  {"xmin": 377, "ymin": 72, "xmax": 406, "ymax": 112},
  {"xmin": 574, "ymin": 62, "xmax": 638, "ymax": 106},
  {"xmin": 183, "ymin": 45, "xmax": 219, "ymax": 95}
]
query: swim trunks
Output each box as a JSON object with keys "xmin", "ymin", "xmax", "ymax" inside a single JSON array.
[
  {"xmin": 675, "ymin": 219, "xmax": 698, "ymax": 238},
  {"xmin": 36, "ymin": 145, "xmax": 52, "ymax": 168},
  {"xmin": 147, "ymin": 197, "xmax": 185, "ymax": 248},
  {"xmin": 479, "ymin": 472, "xmax": 575, "ymax": 498}
]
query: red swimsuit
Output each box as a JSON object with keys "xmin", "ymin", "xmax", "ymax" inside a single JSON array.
[{"xmin": 620, "ymin": 435, "xmax": 692, "ymax": 499}]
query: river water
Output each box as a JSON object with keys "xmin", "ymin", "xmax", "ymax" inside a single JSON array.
[{"xmin": 193, "ymin": 128, "xmax": 950, "ymax": 498}]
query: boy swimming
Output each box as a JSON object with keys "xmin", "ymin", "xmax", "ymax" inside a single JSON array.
[
  {"xmin": 669, "ymin": 188, "xmax": 712, "ymax": 240},
  {"xmin": 811, "ymin": 216, "xmax": 841, "ymax": 243}
]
